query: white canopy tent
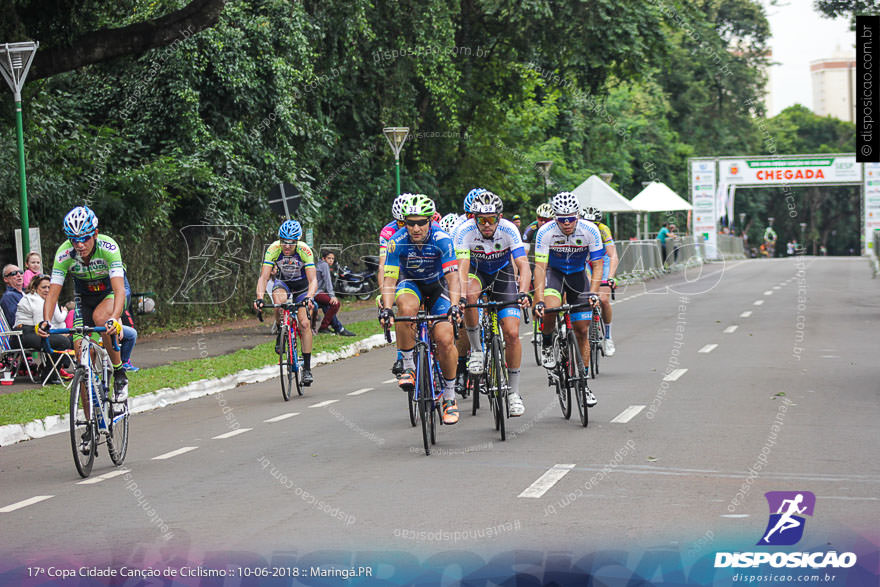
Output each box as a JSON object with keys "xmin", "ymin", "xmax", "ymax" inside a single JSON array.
[
  {"xmin": 571, "ymin": 174, "xmax": 638, "ymax": 236},
  {"xmin": 630, "ymin": 181, "xmax": 693, "ymax": 238}
]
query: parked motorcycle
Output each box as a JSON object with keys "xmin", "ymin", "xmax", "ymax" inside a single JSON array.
[{"xmin": 335, "ymin": 255, "xmax": 379, "ymax": 300}]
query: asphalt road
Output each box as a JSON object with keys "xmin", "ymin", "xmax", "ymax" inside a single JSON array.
[{"xmin": 1, "ymin": 256, "xmax": 877, "ymax": 576}]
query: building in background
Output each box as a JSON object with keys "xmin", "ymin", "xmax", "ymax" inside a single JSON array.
[{"xmin": 811, "ymin": 48, "xmax": 855, "ymax": 122}]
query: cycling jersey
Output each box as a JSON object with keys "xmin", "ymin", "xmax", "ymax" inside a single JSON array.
[
  {"xmin": 449, "ymin": 214, "xmax": 470, "ymax": 240},
  {"xmin": 454, "ymin": 218, "xmax": 525, "ymax": 275},
  {"xmin": 534, "ymin": 219, "xmax": 605, "ymax": 274},
  {"xmin": 383, "ymin": 226, "xmax": 457, "ymax": 284},
  {"xmin": 588, "ymin": 222, "xmax": 614, "ymax": 281},
  {"xmin": 263, "ymin": 240, "xmax": 315, "ymax": 283},
  {"xmin": 51, "ymin": 234, "xmax": 125, "ymax": 294},
  {"xmin": 378, "ymin": 220, "xmax": 401, "ymax": 256}
]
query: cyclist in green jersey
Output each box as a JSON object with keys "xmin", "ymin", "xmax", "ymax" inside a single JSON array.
[{"xmin": 37, "ymin": 206, "xmax": 129, "ymax": 415}]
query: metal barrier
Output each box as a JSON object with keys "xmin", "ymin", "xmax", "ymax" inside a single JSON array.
[
  {"xmin": 715, "ymin": 234, "xmax": 746, "ymax": 260},
  {"xmin": 870, "ymin": 232, "xmax": 880, "ymax": 278}
]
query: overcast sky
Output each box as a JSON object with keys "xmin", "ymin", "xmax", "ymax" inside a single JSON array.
[{"xmin": 762, "ymin": 0, "xmax": 853, "ymax": 116}]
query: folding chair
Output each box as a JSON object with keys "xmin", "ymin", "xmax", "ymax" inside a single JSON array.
[
  {"xmin": 40, "ymin": 345, "xmax": 76, "ymax": 388},
  {"xmin": 0, "ymin": 312, "xmax": 38, "ymax": 383}
]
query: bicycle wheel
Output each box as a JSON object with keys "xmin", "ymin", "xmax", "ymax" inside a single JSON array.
[
  {"xmin": 291, "ymin": 325, "xmax": 303, "ymax": 396},
  {"xmin": 555, "ymin": 335, "xmax": 572, "ymax": 420},
  {"xmin": 408, "ymin": 386, "xmax": 418, "ymax": 427},
  {"xmin": 430, "ymin": 365, "xmax": 441, "ymax": 446},
  {"xmin": 107, "ymin": 358, "xmax": 129, "ymax": 465},
  {"xmin": 69, "ymin": 370, "xmax": 95, "ymax": 478},
  {"xmin": 279, "ymin": 327, "xmax": 292, "ymax": 401},
  {"xmin": 491, "ymin": 337, "xmax": 507, "ymax": 441},
  {"xmin": 532, "ymin": 317, "xmax": 542, "ymax": 366},
  {"xmin": 417, "ymin": 349, "xmax": 431, "ymax": 455},
  {"xmin": 470, "ymin": 373, "xmax": 481, "ymax": 415},
  {"xmin": 569, "ymin": 332, "xmax": 589, "ymax": 427}
]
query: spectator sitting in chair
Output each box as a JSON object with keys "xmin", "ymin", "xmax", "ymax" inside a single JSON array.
[
  {"xmin": 1, "ymin": 264, "xmax": 25, "ymax": 327},
  {"xmin": 314, "ymin": 250, "xmax": 355, "ymax": 336},
  {"xmin": 15, "ymin": 274, "xmax": 73, "ymax": 383}
]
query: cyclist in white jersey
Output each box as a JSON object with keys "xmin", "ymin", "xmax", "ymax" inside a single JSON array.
[{"xmin": 454, "ymin": 191, "xmax": 531, "ymax": 416}]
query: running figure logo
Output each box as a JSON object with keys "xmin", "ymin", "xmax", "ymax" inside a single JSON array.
[{"xmin": 758, "ymin": 491, "xmax": 816, "ymax": 546}]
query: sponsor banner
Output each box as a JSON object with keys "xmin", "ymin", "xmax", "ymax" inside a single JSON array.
[
  {"xmin": 691, "ymin": 159, "xmax": 717, "ymax": 256},
  {"xmin": 722, "ymin": 156, "xmax": 862, "ymax": 185},
  {"xmin": 865, "ymin": 163, "xmax": 880, "ymax": 251}
]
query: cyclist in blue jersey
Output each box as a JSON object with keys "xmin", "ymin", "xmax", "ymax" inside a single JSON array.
[
  {"xmin": 455, "ymin": 191, "xmax": 531, "ymax": 416},
  {"xmin": 379, "ymin": 194, "xmax": 462, "ymax": 425},
  {"xmin": 581, "ymin": 206, "xmax": 619, "ymax": 356},
  {"xmin": 533, "ymin": 192, "xmax": 605, "ymax": 406}
]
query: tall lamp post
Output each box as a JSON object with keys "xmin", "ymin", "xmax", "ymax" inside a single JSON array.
[
  {"xmin": 0, "ymin": 41, "xmax": 38, "ymax": 257},
  {"xmin": 799, "ymin": 222, "xmax": 807, "ymax": 253},
  {"xmin": 535, "ymin": 161, "xmax": 553, "ymax": 201},
  {"xmin": 383, "ymin": 127, "xmax": 409, "ymax": 196},
  {"xmin": 738, "ymin": 212, "xmax": 746, "ymax": 237}
]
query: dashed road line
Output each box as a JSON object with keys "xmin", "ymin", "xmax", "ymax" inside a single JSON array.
[
  {"xmin": 152, "ymin": 446, "xmax": 198, "ymax": 460},
  {"xmin": 265, "ymin": 412, "xmax": 300, "ymax": 423},
  {"xmin": 723, "ymin": 325, "xmax": 738, "ymax": 334},
  {"xmin": 309, "ymin": 400, "xmax": 340, "ymax": 408},
  {"xmin": 0, "ymin": 495, "xmax": 54, "ymax": 513},
  {"xmin": 753, "ymin": 300, "xmax": 764, "ymax": 306},
  {"xmin": 347, "ymin": 387, "xmax": 374, "ymax": 396},
  {"xmin": 740, "ymin": 311, "xmax": 752, "ymax": 318},
  {"xmin": 663, "ymin": 368, "xmax": 688, "ymax": 382},
  {"xmin": 77, "ymin": 469, "xmax": 130, "ymax": 485},
  {"xmin": 213, "ymin": 428, "xmax": 252, "ymax": 440},
  {"xmin": 698, "ymin": 344, "xmax": 718, "ymax": 354},
  {"xmin": 764, "ymin": 290, "xmax": 773, "ymax": 296},
  {"xmin": 518, "ymin": 464, "xmax": 576, "ymax": 498},
  {"xmin": 382, "ymin": 378, "xmax": 397, "ymax": 384},
  {"xmin": 610, "ymin": 405, "xmax": 645, "ymax": 423}
]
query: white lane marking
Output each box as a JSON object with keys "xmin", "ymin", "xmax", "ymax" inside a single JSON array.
[
  {"xmin": 723, "ymin": 325, "xmax": 738, "ymax": 334},
  {"xmin": 77, "ymin": 468, "xmax": 130, "ymax": 485},
  {"xmin": 309, "ymin": 400, "xmax": 339, "ymax": 408},
  {"xmin": 663, "ymin": 368, "xmax": 688, "ymax": 382},
  {"xmin": 382, "ymin": 378, "xmax": 397, "ymax": 384},
  {"xmin": 347, "ymin": 387, "xmax": 374, "ymax": 396},
  {"xmin": 753, "ymin": 300, "xmax": 764, "ymax": 306},
  {"xmin": 610, "ymin": 405, "xmax": 645, "ymax": 423},
  {"xmin": 213, "ymin": 428, "xmax": 252, "ymax": 440},
  {"xmin": 265, "ymin": 412, "xmax": 300, "ymax": 422},
  {"xmin": 721, "ymin": 514, "xmax": 750, "ymax": 518},
  {"xmin": 764, "ymin": 290, "xmax": 773, "ymax": 296},
  {"xmin": 698, "ymin": 344, "xmax": 718, "ymax": 354},
  {"xmin": 0, "ymin": 495, "xmax": 54, "ymax": 513},
  {"xmin": 152, "ymin": 446, "xmax": 198, "ymax": 460},
  {"xmin": 773, "ymin": 286, "xmax": 781, "ymax": 290},
  {"xmin": 815, "ymin": 495, "xmax": 880, "ymax": 501},
  {"xmin": 518, "ymin": 464, "xmax": 576, "ymax": 498},
  {"xmin": 740, "ymin": 311, "xmax": 752, "ymax": 318},
  {"xmin": 820, "ymin": 355, "xmax": 840, "ymax": 359}
]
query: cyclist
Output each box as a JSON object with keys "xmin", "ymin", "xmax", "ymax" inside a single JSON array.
[
  {"xmin": 254, "ymin": 219, "xmax": 317, "ymax": 386},
  {"xmin": 581, "ymin": 206, "xmax": 619, "ymax": 357},
  {"xmin": 533, "ymin": 192, "xmax": 605, "ymax": 406},
  {"xmin": 439, "ymin": 213, "xmax": 459, "ymax": 235},
  {"xmin": 379, "ymin": 194, "xmax": 462, "ymax": 425},
  {"xmin": 763, "ymin": 225, "xmax": 778, "ymax": 258},
  {"xmin": 38, "ymin": 206, "xmax": 129, "ymax": 430},
  {"xmin": 450, "ymin": 188, "xmax": 484, "ymax": 393},
  {"xmin": 522, "ymin": 202, "xmax": 554, "ymax": 245},
  {"xmin": 378, "ymin": 195, "xmax": 409, "ymax": 375},
  {"xmin": 455, "ymin": 191, "xmax": 531, "ymax": 416}
]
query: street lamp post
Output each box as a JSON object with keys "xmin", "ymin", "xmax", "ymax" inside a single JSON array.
[
  {"xmin": 383, "ymin": 127, "xmax": 410, "ymax": 196},
  {"xmin": 0, "ymin": 41, "xmax": 38, "ymax": 256},
  {"xmin": 738, "ymin": 212, "xmax": 746, "ymax": 236},
  {"xmin": 799, "ymin": 222, "xmax": 807, "ymax": 253},
  {"xmin": 535, "ymin": 161, "xmax": 553, "ymax": 202}
]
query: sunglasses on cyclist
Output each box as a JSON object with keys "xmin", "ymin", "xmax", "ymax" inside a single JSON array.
[
  {"xmin": 405, "ymin": 218, "xmax": 429, "ymax": 227},
  {"xmin": 68, "ymin": 234, "xmax": 94, "ymax": 244},
  {"xmin": 556, "ymin": 216, "xmax": 578, "ymax": 224},
  {"xmin": 4, "ymin": 270, "xmax": 23, "ymax": 277},
  {"xmin": 476, "ymin": 215, "xmax": 499, "ymax": 226},
  {"xmin": 280, "ymin": 239, "xmax": 297, "ymax": 245}
]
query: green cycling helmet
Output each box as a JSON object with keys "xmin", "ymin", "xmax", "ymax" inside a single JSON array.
[{"xmin": 402, "ymin": 193, "xmax": 436, "ymax": 218}]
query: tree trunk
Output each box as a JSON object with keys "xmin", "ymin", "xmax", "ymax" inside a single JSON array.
[{"xmin": 30, "ymin": 0, "xmax": 226, "ymax": 80}]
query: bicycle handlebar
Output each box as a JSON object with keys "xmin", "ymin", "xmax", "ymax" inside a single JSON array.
[
  {"xmin": 256, "ymin": 300, "xmax": 313, "ymax": 323},
  {"xmin": 390, "ymin": 312, "xmax": 460, "ymax": 340},
  {"xmin": 45, "ymin": 326, "xmax": 120, "ymax": 353},
  {"xmin": 463, "ymin": 299, "xmax": 531, "ymax": 324},
  {"xmin": 541, "ymin": 301, "xmax": 594, "ymax": 314}
]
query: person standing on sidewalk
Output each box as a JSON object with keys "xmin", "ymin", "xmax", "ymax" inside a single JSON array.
[{"xmin": 314, "ymin": 251, "xmax": 355, "ymax": 336}]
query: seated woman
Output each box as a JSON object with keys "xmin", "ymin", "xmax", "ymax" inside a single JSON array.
[{"xmin": 15, "ymin": 274, "xmax": 73, "ymax": 382}]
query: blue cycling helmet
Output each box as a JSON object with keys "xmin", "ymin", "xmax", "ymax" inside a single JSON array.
[
  {"xmin": 278, "ymin": 219, "xmax": 302, "ymax": 241},
  {"xmin": 463, "ymin": 188, "xmax": 486, "ymax": 213},
  {"xmin": 63, "ymin": 206, "xmax": 98, "ymax": 239}
]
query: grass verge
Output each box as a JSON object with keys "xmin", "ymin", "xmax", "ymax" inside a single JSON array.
[{"xmin": 0, "ymin": 318, "xmax": 383, "ymax": 427}]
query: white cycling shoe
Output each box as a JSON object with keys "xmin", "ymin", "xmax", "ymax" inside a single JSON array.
[
  {"xmin": 603, "ymin": 338, "xmax": 616, "ymax": 357},
  {"xmin": 541, "ymin": 347, "xmax": 556, "ymax": 369},
  {"xmin": 468, "ymin": 351, "xmax": 484, "ymax": 375},
  {"xmin": 508, "ymin": 393, "xmax": 525, "ymax": 417}
]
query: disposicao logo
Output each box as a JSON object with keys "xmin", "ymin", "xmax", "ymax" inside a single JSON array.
[
  {"xmin": 714, "ymin": 491, "xmax": 858, "ymax": 570},
  {"xmin": 759, "ymin": 491, "xmax": 814, "ymax": 546}
]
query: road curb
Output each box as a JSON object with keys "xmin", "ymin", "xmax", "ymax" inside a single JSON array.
[{"xmin": 0, "ymin": 333, "xmax": 389, "ymax": 447}]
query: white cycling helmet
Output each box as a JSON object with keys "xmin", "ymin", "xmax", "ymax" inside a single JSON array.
[
  {"xmin": 551, "ymin": 192, "xmax": 580, "ymax": 216},
  {"xmin": 536, "ymin": 202, "xmax": 553, "ymax": 218},
  {"xmin": 439, "ymin": 213, "xmax": 458, "ymax": 233},
  {"xmin": 580, "ymin": 206, "xmax": 600, "ymax": 221},
  {"xmin": 471, "ymin": 190, "xmax": 503, "ymax": 214},
  {"xmin": 391, "ymin": 195, "xmax": 408, "ymax": 222},
  {"xmin": 63, "ymin": 206, "xmax": 98, "ymax": 239}
]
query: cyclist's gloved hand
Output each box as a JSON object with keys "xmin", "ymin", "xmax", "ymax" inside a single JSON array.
[
  {"xmin": 459, "ymin": 296, "xmax": 468, "ymax": 309},
  {"xmin": 447, "ymin": 305, "xmax": 461, "ymax": 323},
  {"xmin": 105, "ymin": 318, "xmax": 122, "ymax": 337},
  {"xmin": 253, "ymin": 298, "xmax": 264, "ymax": 311},
  {"xmin": 517, "ymin": 292, "xmax": 532, "ymax": 308},
  {"xmin": 378, "ymin": 308, "xmax": 394, "ymax": 326},
  {"xmin": 587, "ymin": 293, "xmax": 600, "ymax": 306},
  {"xmin": 606, "ymin": 277, "xmax": 616, "ymax": 288},
  {"xmin": 36, "ymin": 320, "xmax": 51, "ymax": 337},
  {"xmin": 534, "ymin": 301, "xmax": 545, "ymax": 318}
]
